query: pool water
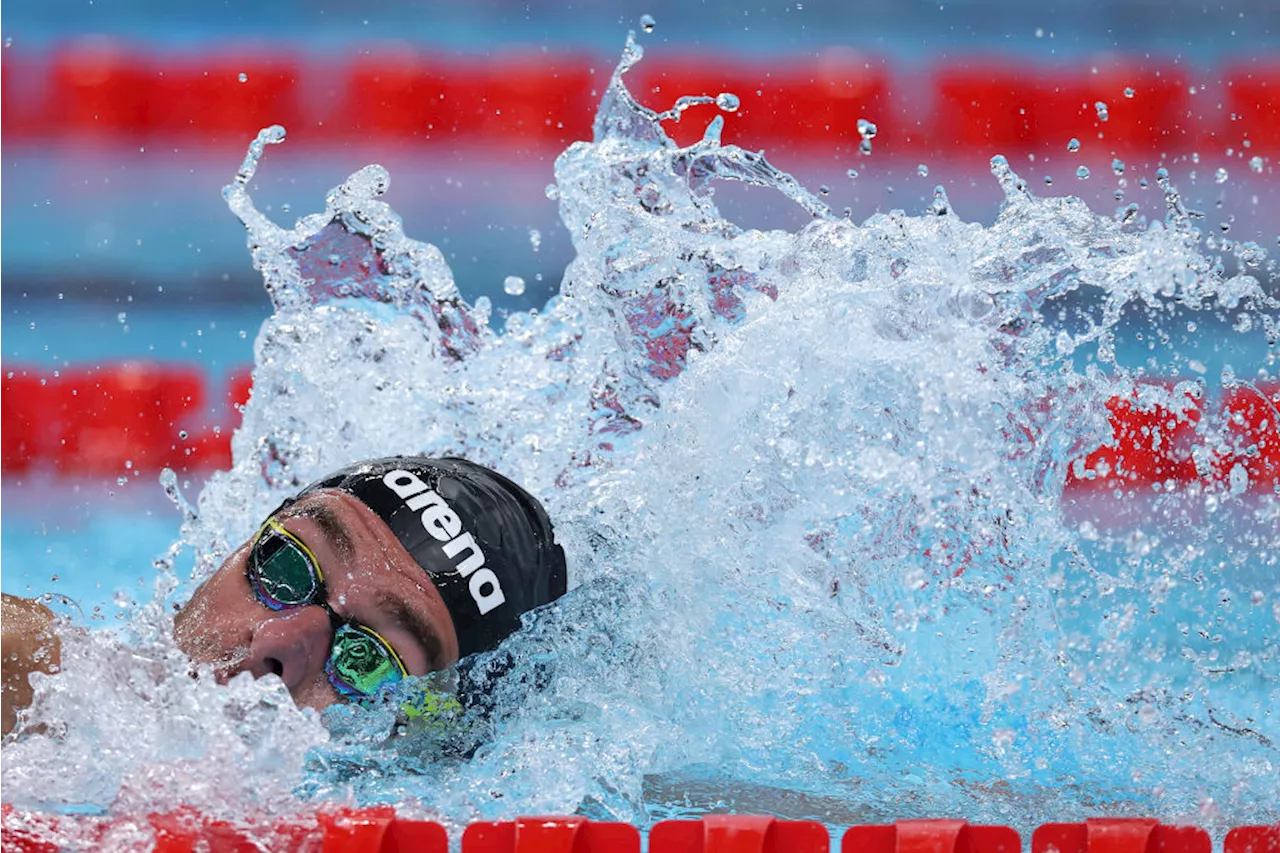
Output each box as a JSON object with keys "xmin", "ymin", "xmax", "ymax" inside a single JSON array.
[{"xmin": 2, "ymin": 34, "xmax": 1277, "ymax": 841}]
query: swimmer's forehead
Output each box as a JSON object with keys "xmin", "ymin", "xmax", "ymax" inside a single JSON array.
[{"xmin": 269, "ymin": 490, "xmax": 360, "ymax": 554}]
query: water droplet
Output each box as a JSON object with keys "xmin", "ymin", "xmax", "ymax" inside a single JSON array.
[
  {"xmin": 1214, "ymin": 167, "xmax": 1228, "ymax": 184},
  {"xmin": 1044, "ymin": 175, "xmax": 1054, "ymax": 186},
  {"xmin": 1220, "ymin": 221, "xmax": 1231, "ymax": 233},
  {"xmin": 238, "ymin": 72, "xmax": 248, "ymax": 83},
  {"xmin": 117, "ymin": 312, "xmax": 127, "ymax": 323},
  {"xmin": 504, "ymin": 275, "xmax": 526, "ymax": 296},
  {"xmin": 846, "ymin": 169, "xmax": 858, "ymax": 179},
  {"xmin": 545, "ymin": 183, "xmax": 560, "ymax": 200},
  {"xmin": 1140, "ymin": 177, "xmax": 1149, "ymax": 188},
  {"xmin": 1114, "ymin": 188, "xmax": 1124, "ymax": 201},
  {"xmin": 916, "ymin": 164, "xmax": 929, "ymax": 177},
  {"xmin": 1124, "ymin": 86, "xmax": 1136, "ymax": 98},
  {"xmin": 1076, "ymin": 166, "xmax": 1090, "ymax": 179},
  {"xmin": 857, "ymin": 119, "xmax": 878, "ymax": 140},
  {"xmin": 715, "ymin": 92, "xmax": 740, "ymax": 113},
  {"xmin": 529, "ymin": 228, "xmax": 542, "ymax": 252},
  {"xmin": 1067, "ymin": 138, "xmax": 1081, "ymax": 153},
  {"xmin": 117, "ymin": 476, "xmax": 128, "ymax": 486},
  {"xmin": 124, "ymin": 459, "xmax": 133, "ymax": 470},
  {"xmin": 859, "ymin": 138, "xmax": 873, "ymax": 155},
  {"xmin": 640, "ymin": 13, "xmax": 656, "ymax": 33},
  {"xmin": 1095, "ymin": 101, "xmax": 1109, "ymax": 122},
  {"xmin": 281, "ymin": 202, "xmax": 291, "ymax": 213},
  {"xmin": 1249, "ymin": 155, "xmax": 1264, "ymax": 173},
  {"xmin": 818, "ymin": 184, "xmax": 830, "ymax": 196},
  {"xmin": 930, "ymin": 185, "xmax": 950, "ymax": 216},
  {"xmin": 239, "ymin": 329, "xmax": 247, "ymax": 339},
  {"xmin": 1111, "ymin": 158, "xmax": 1126, "ymax": 175}
]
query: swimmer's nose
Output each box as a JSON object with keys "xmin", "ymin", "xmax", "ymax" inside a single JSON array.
[{"xmin": 243, "ymin": 607, "xmax": 333, "ymax": 694}]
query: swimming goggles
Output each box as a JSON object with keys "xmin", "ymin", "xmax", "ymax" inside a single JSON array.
[{"xmin": 247, "ymin": 518, "xmax": 408, "ymax": 700}]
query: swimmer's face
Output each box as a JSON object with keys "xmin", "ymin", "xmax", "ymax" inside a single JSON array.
[{"xmin": 173, "ymin": 488, "xmax": 461, "ymax": 711}]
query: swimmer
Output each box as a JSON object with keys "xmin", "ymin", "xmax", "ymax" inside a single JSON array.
[{"xmin": 1, "ymin": 456, "xmax": 567, "ymax": 735}]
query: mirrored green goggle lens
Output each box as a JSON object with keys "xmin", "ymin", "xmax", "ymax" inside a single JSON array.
[
  {"xmin": 250, "ymin": 528, "xmax": 320, "ymax": 609},
  {"xmin": 327, "ymin": 624, "xmax": 405, "ymax": 697}
]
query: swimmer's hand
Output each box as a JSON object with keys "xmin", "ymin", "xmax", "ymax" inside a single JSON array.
[{"xmin": 2, "ymin": 594, "xmax": 62, "ymax": 736}]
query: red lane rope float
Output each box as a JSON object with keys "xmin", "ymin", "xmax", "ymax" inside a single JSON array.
[
  {"xmin": 932, "ymin": 61, "xmax": 1197, "ymax": 154},
  {"xmin": 1064, "ymin": 381, "xmax": 1205, "ymax": 494},
  {"xmin": 4, "ymin": 808, "xmax": 1278, "ymax": 853},
  {"xmin": 629, "ymin": 51, "xmax": 890, "ymax": 153},
  {"xmin": 1224, "ymin": 825, "xmax": 1280, "ymax": 853},
  {"xmin": 651, "ymin": 815, "xmax": 828, "ymax": 852},
  {"xmin": 1226, "ymin": 62, "xmax": 1280, "ymax": 153},
  {"xmin": 4, "ymin": 42, "xmax": 1278, "ymax": 155},
  {"xmin": 1033, "ymin": 819, "xmax": 1212, "ymax": 853},
  {"xmin": 0, "ymin": 804, "xmax": 447, "ymax": 853},
  {"xmin": 0, "ymin": 363, "xmax": 252, "ymax": 477},
  {"xmin": 342, "ymin": 48, "xmax": 597, "ymax": 151},
  {"xmin": 843, "ymin": 819, "xmax": 1021, "ymax": 853},
  {"xmin": 1, "ymin": 363, "xmax": 1277, "ymax": 493},
  {"xmin": 465, "ymin": 816, "xmax": 640, "ymax": 852},
  {"xmin": 36, "ymin": 41, "xmax": 304, "ymax": 143}
]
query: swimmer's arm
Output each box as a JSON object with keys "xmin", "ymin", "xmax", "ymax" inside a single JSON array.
[{"xmin": 2, "ymin": 593, "xmax": 62, "ymax": 735}]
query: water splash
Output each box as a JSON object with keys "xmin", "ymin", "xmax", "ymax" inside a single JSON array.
[{"xmin": 4, "ymin": 37, "xmax": 1279, "ymax": 843}]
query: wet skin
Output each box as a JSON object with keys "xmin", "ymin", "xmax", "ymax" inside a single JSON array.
[{"xmin": 174, "ymin": 488, "xmax": 460, "ymax": 711}]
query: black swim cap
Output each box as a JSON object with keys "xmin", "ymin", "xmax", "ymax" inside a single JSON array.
[{"xmin": 296, "ymin": 457, "xmax": 567, "ymax": 658}]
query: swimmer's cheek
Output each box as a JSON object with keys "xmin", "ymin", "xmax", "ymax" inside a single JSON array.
[{"xmin": 1, "ymin": 594, "xmax": 63, "ymax": 736}]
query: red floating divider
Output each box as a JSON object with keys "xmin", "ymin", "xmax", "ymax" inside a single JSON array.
[
  {"xmin": 54, "ymin": 362, "xmax": 207, "ymax": 475},
  {"xmin": 155, "ymin": 806, "xmax": 447, "ymax": 853},
  {"xmin": 1, "ymin": 359, "xmax": 1275, "ymax": 500},
  {"xmin": 650, "ymin": 815, "xmax": 828, "ymax": 853},
  {"xmin": 341, "ymin": 49, "xmax": 595, "ymax": 150},
  {"xmin": 1065, "ymin": 380, "xmax": 1204, "ymax": 494},
  {"xmin": 1033, "ymin": 819, "xmax": 1211, "ymax": 853},
  {"xmin": 633, "ymin": 51, "xmax": 889, "ymax": 153},
  {"xmin": 463, "ymin": 816, "xmax": 640, "ymax": 852},
  {"xmin": 1224, "ymin": 62, "xmax": 1280, "ymax": 151},
  {"xmin": 932, "ymin": 61, "xmax": 1193, "ymax": 156},
  {"xmin": 0, "ymin": 363, "xmax": 251, "ymax": 477},
  {"xmin": 843, "ymin": 819, "xmax": 1020, "ymax": 853},
  {"xmin": 1224, "ymin": 825, "xmax": 1280, "ymax": 853},
  {"xmin": 1, "ymin": 804, "xmax": 60, "ymax": 853},
  {"xmin": 49, "ymin": 37, "xmax": 156, "ymax": 138},
  {"xmin": 1, "ymin": 368, "xmax": 47, "ymax": 474},
  {"xmin": 147, "ymin": 52, "xmax": 304, "ymax": 143},
  {"xmin": 10, "ymin": 46, "xmax": 1270, "ymax": 154},
  {"xmin": 1215, "ymin": 381, "xmax": 1280, "ymax": 493}
]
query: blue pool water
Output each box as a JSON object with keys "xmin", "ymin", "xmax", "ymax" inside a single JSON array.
[{"xmin": 2, "ymin": 34, "xmax": 1277, "ymax": 843}]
